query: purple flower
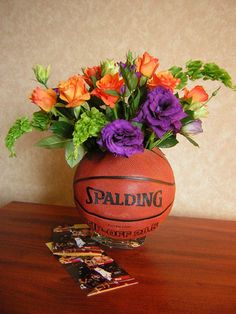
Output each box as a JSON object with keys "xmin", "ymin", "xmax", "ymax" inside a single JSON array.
[
  {"xmin": 97, "ymin": 119, "xmax": 144, "ymax": 157},
  {"xmin": 181, "ymin": 120, "xmax": 203, "ymax": 135},
  {"xmin": 134, "ymin": 86, "xmax": 187, "ymax": 138}
]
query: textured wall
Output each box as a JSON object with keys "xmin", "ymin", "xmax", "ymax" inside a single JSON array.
[{"xmin": 1, "ymin": 0, "xmax": 236, "ymax": 220}]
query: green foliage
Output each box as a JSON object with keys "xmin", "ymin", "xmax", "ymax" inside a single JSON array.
[
  {"xmin": 31, "ymin": 111, "xmax": 51, "ymax": 131},
  {"xmin": 157, "ymin": 135, "xmax": 179, "ymax": 148},
  {"xmin": 73, "ymin": 107, "xmax": 107, "ymax": 159},
  {"xmin": 169, "ymin": 60, "xmax": 236, "ymax": 90},
  {"xmin": 65, "ymin": 141, "xmax": 85, "ymax": 168},
  {"xmin": 5, "ymin": 117, "xmax": 32, "ymax": 157},
  {"xmin": 186, "ymin": 60, "xmax": 203, "ymax": 80},
  {"xmin": 35, "ymin": 135, "xmax": 70, "ymax": 149},
  {"xmin": 148, "ymin": 131, "xmax": 178, "ymax": 149},
  {"xmin": 169, "ymin": 66, "xmax": 188, "ymax": 89},
  {"xmin": 182, "ymin": 134, "xmax": 199, "ymax": 147},
  {"xmin": 120, "ymin": 66, "xmax": 138, "ymax": 91},
  {"xmin": 50, "ymin": 121, "xmax": 74, "ymax": 138},
  {"xmin": 129, "ymin": 88, "xmax": 141, "ymax": 118},
  {"xmin": 126, "ymin": 50, "xmax": 135, "ymax": 65}
]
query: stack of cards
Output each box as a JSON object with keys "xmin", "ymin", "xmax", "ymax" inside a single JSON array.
[{"xmin": 46, "ymin": 224, "xmax": 138, "ymax": 296}]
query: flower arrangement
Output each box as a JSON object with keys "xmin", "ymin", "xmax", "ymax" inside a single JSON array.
[{"xmin": 5, "ymin": 51, "xmax": 235, "ymax": 167}]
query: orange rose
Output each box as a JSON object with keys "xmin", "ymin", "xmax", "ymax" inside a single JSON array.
[
  {"xmin": 184, "ymin": 86, "xmax": 208, "ymax": 103},
  {"xmin": 83, "ymin": 66, "xmax": 101, "ymax": 87},
  {"xmin": 148, "ymin": 71, "xmax": 180, "ymax": 92},
  {"xmin": 30, "ymin": 87, "xmax": 57, "ymax": 112},
  {"xmin": 91, "ymin": 73, "xmax": 124, "ymax": 108},
  {"xmin": 136, "ymin": 52, "xmax": 159, "ymax": 78},
  {"xmin": 58, "ymin": 75, "xmax": 90, "ymax": 108}
]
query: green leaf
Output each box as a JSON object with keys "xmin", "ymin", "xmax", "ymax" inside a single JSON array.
[
  {"xmin": 120, "ymin": 66, "xmax": 138, "ymax": 91},
  {"xmin": 50, "ymin": 121, "xmax": 74, "ymax": 138},
  {"xmin": 130, "ymin": 88, "xmax": 141, "ymax": 117},
  {"xmin": 91, "ymin": 76, "xmax": 97, "ymax": 88},
  {"xmin": 31, "ymin": 111, "xmax": 51, "ymax": 131},
  {"xmin": 127, "ymin": 72, "xmax": 138, "ymax": 91},
  {"xmin": 139, "ymin": 76, "xmax": 147, "ymax": 87},
  {"xmin": 105, "ymin": 90, "xmax": 120, "ymax": 96},
  {"xmin": 127, "ymin": 50, "xmax": 134, "ymax": 65},
  {"xmin": 5, "ymin": 117, "xmax": 32, "ymax": 157},
  {"xmin": 131, "ymin": 121, "xmax": 143, "ymax": 129},
  {"xmin": 182, "ymin": 134, "xmax": 199, "ymax": 147},
  {"xmin": 35, "ymin": 135, "xmax": 70, "ymax": 149},
  {"xmin": 181, "ymin": 110, "xmax": 195, "ymax": 125},
  {"xmin": 73, "ymin": 106, "xmax": 81, "ymax": 120},
  {"xmin": 157, "ymin": 135, "xmax": 179, "ymax": 148},
  {"xmin": 65, "ymin": 141, "xmax": 85, "ymax": 168}
]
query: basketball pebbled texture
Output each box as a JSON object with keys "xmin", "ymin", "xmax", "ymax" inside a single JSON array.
[{"xmin": 74, "ymin": 148, "xmax": 175, "ymax": 240}]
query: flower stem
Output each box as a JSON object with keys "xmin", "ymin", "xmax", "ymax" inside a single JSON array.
[
  {"xmin": 204, "ymin": 86, "xmax": 221, "ymax": 105},
  {"xmin": 113, "ymin": 105, "xmax": 118, "ymax": 119},
  {"xmin": 150, "ymin": 131, "xmax": 173, "ymax": 149},
  {"xmin": 145, "ymin": 131, "xmax": 155, "ymax": 149}
]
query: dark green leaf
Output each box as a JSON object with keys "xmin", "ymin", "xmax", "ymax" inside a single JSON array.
[
  {"xmin": 35, "ymin": 135, "xmax": 70, "ymax": 149},
  {"xmin": 127, "ymin": 72, "xmax": 138, "ymax": 91},
  {"xmin": 182, "ymin": 134, "xmax": 199, "ymax": 147},
  {"xmin": 132, "ymin": 88, "xmax": 141, "ymax": 114},
  {"xmin": 91, "ymin": 76, "xmax": 97, "ymax": 88},
  {"xmin": 181, "ymin": 110, "xmax": 195, "ymax": 125},
  {"xmin": 105, "ymin": 90, "xmax": 120, "ymax": 96},
  {"xmin": 50, "ymin": 121, "xmax": 74, "ymax": 138},
  {"xmin": 139, "ymin": 76, "xmax": 147, "ymax": 87},
  {"xmin": 157, "ymin": 135, "xmax": 179, "ymax": 148}
]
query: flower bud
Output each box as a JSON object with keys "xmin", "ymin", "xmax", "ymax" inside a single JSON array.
[
  {"xmin": 101, "ymin": 59, "xmax": 119, "ymax": 76},
  {"xmin": 193, "ymin": 106, "xmax": 209, "ymax": 119},
  {"xmin": 181, "ymin": 120, "xmax": 203, "ymax": 136},
  {"xmin": 33, "ymin": 64, "xmax": 51, "ymax": 86}
]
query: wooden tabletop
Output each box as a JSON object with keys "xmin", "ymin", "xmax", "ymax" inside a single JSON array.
[{"xmin": 0, "ymin": 201, "xmax": 236, "ymax": 314}]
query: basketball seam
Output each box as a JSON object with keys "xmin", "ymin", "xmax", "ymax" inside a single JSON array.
[
  {"xmin": 74, "ymin": 196, "xmax": 174, "ymax": 222},
  {"xmin": 74, "ymin": 175, "xmax": 175, "ymax": 186}
]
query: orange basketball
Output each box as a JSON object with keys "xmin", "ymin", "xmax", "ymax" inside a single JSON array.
[{"xmin": 73, "ymin": 148, "xmax": 175, "ymax": 240}]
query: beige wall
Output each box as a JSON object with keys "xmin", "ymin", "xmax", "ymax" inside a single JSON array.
[{"xmin": 1, "ymin": 0, "xmax": 236, "ymax": 220}]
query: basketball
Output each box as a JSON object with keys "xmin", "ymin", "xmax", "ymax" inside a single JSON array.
[{"xmin": 73, "ymin": 148, "xmax": 175, "ymax": 240}]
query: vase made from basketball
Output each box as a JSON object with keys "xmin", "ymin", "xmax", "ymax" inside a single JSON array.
[{"xmin": 73, "ymin": 148, "xmax": 175, "ymax": 249}]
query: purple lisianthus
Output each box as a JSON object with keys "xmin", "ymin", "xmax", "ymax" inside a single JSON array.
[
  {"xmin": 134, "ymin": 86, "xmax": 187, "ymax": 138},
  {"xmin": 97, "ymin": 119, "xmax": 144, "ymax": 157}
]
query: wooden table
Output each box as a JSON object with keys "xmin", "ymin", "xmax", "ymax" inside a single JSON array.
[{"xmin": 0, "ymin": 202, "xmax": 236, "ymax": 314}]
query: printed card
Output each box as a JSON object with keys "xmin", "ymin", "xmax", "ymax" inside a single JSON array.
[
  {"xmin": 58, "ymin": 255, "xmax": 138, "ymax": 296},
  {"xmin": 46, "ymin": 223, "xmax": 138, "ymax": 296},
  {"xmin": 51, "ymin": 224, "xmax": 104, "ymax": 256}
]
